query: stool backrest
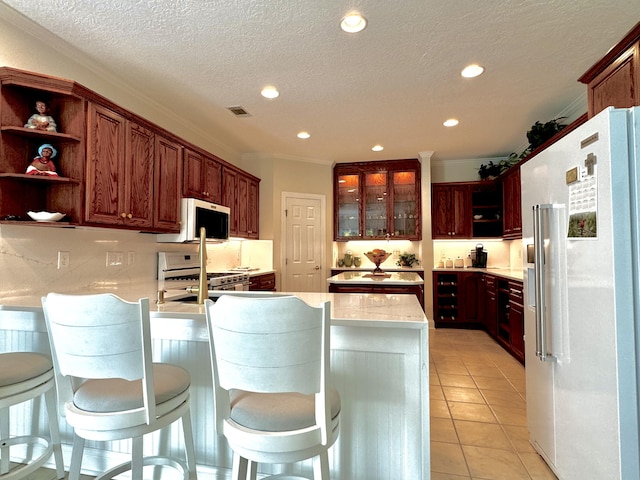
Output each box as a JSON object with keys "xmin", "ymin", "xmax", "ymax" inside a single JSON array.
[
  {"xmin": 205, "ymin": 295, "xmax": 332, "ymax": 440},
  {"xmin": 41, "ymin": 293, "xmax": 155, "ymax": 423}
]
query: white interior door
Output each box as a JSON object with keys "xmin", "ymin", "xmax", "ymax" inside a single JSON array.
[{"xmin": 282, "ymin": 193, "xmax": 325, "ymax": 292}]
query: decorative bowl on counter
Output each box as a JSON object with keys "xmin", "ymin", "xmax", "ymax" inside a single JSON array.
[
  {"xmin": 364, "ymin": 250, "xmax": 392, "ymax": 274},
  {"xmin": 27, "ymin": 211, "xmax": 65, "ymax": 222}
]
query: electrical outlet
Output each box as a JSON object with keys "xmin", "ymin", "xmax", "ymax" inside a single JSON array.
[
  {"xmin": 106, "ymin": 251, "xmax": 124, "ymax": 267},
  {"xmin": 57, "ymin": 251, "xmax": 70, "ymax": 269}
]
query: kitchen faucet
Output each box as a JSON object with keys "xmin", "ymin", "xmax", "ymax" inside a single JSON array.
[{"xmin": 186, "ymin": 226, "xmax": 208, "ymax": 304}]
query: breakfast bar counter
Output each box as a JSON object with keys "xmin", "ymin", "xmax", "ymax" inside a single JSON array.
[{"xmin": 0, "ymin": 292, "xmax": 429, "ymax": 480}]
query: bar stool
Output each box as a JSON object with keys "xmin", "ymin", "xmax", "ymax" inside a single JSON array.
[
  {"xmin": 0, "ymin": 352, "xmax": 65, "ymax": 480},
  {"xmin": 204, "ymin": 295, "xmax": 341, "ymax": 480},
  {"xmin": 42, "ymin": 292, "xmax": 197, "ymax": 480}
]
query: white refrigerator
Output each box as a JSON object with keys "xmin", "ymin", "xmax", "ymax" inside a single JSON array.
[{"xmin": 521, "ymin": 106, "xmax": 640, "ymax": 480}]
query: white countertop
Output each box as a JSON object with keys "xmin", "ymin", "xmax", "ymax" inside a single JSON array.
[
  {"xmin": 0, "ymin": 291, "xmax": 428, "ymax": 337},
  {"xmin": 327, "ymin": 271, "xmax": 424, "ymax": 285},
  {"xmin": 432, "ymin": 267, "xmax": 524, "ymax": 281}
]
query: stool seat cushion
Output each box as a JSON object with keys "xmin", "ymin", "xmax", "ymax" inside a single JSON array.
[
  {"xmin": 73, "ymin": 363, "xmax": 190, "ymax": 413},
  {"xmin": 230, "ymin": 388, "xmax": 341, "ymax": 432},
  {"xmin": 0, "ymin": 352, "xmax": 52, "ymax": 387}
]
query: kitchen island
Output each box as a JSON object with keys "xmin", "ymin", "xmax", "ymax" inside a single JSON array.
[
  {"xmin": 327, "ymin": 271, "xmax": 425, "ymax": 308},
  {"xmin": 0, "ymin": 292, "xmax": 429, "ymax": 480}
]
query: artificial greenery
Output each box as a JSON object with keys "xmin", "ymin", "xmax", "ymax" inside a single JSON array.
[
  {"xmin": 478, "ymin": 117, "xmax": 568, "ymax": 180},
  {"xmin": 527, "ymin": 117, "xmax": 567, "ymax": 150},
  {"xmin": 396, "ymin": 252, "xmax": 420, "ymax": 267}
]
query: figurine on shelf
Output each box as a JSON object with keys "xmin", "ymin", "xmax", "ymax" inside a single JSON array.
[
  {"xmin": 24, "ymin": 100, "xmax": 57, "ymax": 132},
  {"xmin": 26, "ymin": 144, "xmax": 58, "ymax": 176}
]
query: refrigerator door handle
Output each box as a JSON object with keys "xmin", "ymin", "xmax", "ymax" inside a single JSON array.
[{"xmin": 533, "ymin": 204, "xmax": 551, "ymax": 361}]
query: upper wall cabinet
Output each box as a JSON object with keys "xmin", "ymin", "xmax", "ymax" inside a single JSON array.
[
  {"xmin": 431, "ymin": 183, "xmax": 472, "ymax": 239},
  {"xmin": 579, "ymin": 22, "xmax": 640, "ymax": 117},
  {"xmin": 334, "ymin": 159, "xmax": 421, "ymax": 241},
  {"xmin": 85, "ymin": 103, "xmax": 182, "ymax": 232},
  {"xmin": 86, "ymin": 104, "xmax": 150, "ymax": 228},
  {"xmin": 182, "ymin": 148, "xmax": 222, "ymax": 204},
  {"xmin": 432, "ymin": 181, "xmax": 503, "ymax": 239},
  {"xmin": 0, "ymin": 68, "xmax": 86, "ymax": 224},
  {"xmin": 221, "ymin": 165, "xmax": 260, "ymax": 239},
  {"xmin": 502, "ymin": 167, "xmax": 522, "ymax": 239},
  {"xmin": 0, "ymin": 68, "xmax": 259, "ymax": 237}
]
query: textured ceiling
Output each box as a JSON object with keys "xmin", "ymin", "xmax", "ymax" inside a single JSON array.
[{"xmin": 2, "ymin": 0, "xmax": 638, "ymax": 164}]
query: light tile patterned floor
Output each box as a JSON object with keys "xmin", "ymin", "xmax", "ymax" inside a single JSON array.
[{"xmin": 430, "ymin": 328, "xmax": 558, "ymax": 480}]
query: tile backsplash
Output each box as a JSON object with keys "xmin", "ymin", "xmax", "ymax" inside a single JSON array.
[{"xmin": 0, "ymin": 225, "xmax": 272, "ymax": 299}]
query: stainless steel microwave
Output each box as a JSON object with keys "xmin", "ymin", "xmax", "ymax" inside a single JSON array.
[{"xmin": 157, "ymin": 198, "xmax": 230, "ymax": 243}]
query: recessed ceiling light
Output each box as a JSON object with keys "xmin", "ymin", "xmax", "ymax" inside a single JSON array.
[
  {"xmin": 372, "ymin": 145, "xmax": 384, "ymax": 152},
  {"xmin": 340, "ymin": 12, "xmax": 367, "ymax": 33},
  {"xmin": 261, "ymin": 86, "xmax": 279, "ymax": 99},
  {"xmin": 443, "ymin": 118, "xmax": 459, "ymax": 127},
  {"xmin": 461, "ymin": 64, "xmax": 484, "ymax": 78},
  {"xmin": 297, "ymin": 131, "xmax": 310, "ymax": 139}
]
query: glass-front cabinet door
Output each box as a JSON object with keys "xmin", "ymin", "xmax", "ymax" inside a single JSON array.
[
  {"xmin": 336, "ymin": 173, "xmax": 360, "ymax": 238},
  {"xmin": 364, "ymin": 171, "xmax": 388, "ymax": 237},
  {"xmin": 391, "ymin": 170, "xmax": 419, "ymax": 238},
  {"xmin": 334, "ymin": 159, "xmax": 421, "ymax": 241}
]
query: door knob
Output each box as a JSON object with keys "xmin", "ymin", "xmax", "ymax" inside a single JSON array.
[{"xmin": 314, "ymin": 265, "xmax": 320, "ymax": 270}]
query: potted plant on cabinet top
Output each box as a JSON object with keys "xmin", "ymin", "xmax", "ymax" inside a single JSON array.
[
  {"xmin": 396, "ymin": 253, "xmax": 420, "ymax": 267},
  {"xmin": 477, "ymin": 116, "xmax": 568, "ymax": 180}
]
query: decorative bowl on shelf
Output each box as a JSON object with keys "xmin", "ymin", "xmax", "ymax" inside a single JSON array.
[
  {"xmin": 27, "ymin": 211, "xmax": 65, "ymax": 222},
  {"xmin": 364, "ymin": 250, "xmax": 392, "ymax": 274},
  {"xmin": 473, "ymin": 214, "xmax": 483, "ymax": 220}
]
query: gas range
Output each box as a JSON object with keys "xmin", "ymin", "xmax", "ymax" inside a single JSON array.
[{"xmin": 158, "ymin": 252, "xmax": 250, "ymax": 301}]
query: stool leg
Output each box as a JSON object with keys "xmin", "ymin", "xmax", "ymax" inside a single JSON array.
[
  {"xmin": 131, "ymin": 436, "xmax": 143, "ymax": 480},
  {"xmin": 68, "ymin": 434, "xmax": 85, "ymax": 480},
  {"xmin": 247, "ymin": 460, "xmax": 258, "ymax": 480},
  {"xmin": 313, "ymin": 452, "xmax": 330, "ymax": 480},
  {"xmin": 0, "ymin": 407, "xmax": 8, "ymax": 475},
  {"xmin": 180, "ymin": 409, "xmax": 197, "ymax": 480},
  {"xmin": 44, "ymin": 387, "xmax": 65, "ymax": 479},
  {"xmin": 231, "ymin": 453, "xmax": 249, "ymax": 480}
]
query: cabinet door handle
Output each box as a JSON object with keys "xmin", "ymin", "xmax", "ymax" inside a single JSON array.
[{"xmin": 120, "ymin": 212, "xmax": 127, "ymax": 218}]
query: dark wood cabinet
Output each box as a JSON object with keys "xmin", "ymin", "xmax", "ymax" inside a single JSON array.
[
  {"xmin": 483, "ymin": 275, "xmax": 498, "ymax": 338},
  {"xmin": 329, "ymin": 282, "xmax": 424, "ymax": 309},
  {"xmin": 471, "ymin": 182, "xmax": 502, "ymax": 238},
  {"xmin": 86, "ymin": 103, "xmax": 171, "ymax": 230},
  {"xmin": 461, "ymin": 273, "xmax": 481, "ymax": 323},
  {"xmin": 153, "ymin": 135, "xmax": 182, "ymax": 232},
  {"xmin": 334, "ymin": 159, "xmax": 421, "ymax": 241},
  {"xmin": 496, "ymin": 278, "xmax": 524, "ymax": 363},
  {"xmin": 0, "ymin": 68, "xmax": 85, "ymax": 224},
  {"xmin": 182, "ymin": 148, "xmax": 222, "ymax": 204},
  {"xmin": 431, "ymin": 183, "xmax": 471, "ymax": 239},
  {"xmin": 249, "ymin": 272, "xmax": 276, "ymax": 291},
  {"xmin": 508, "ymin": 281, "xmax": 524, "ymax": 362},
  {"xmin": 433, "ymin": 272, "xmax": 460, "ymax": 325},
  {"xmin": 0, "ymin": 67, "xmax": 261, "ymax": 237},
  {"xmin": 502, "ymin": 167, "xmax": 522, "ymax": 239},
  {"xmin": 221, "ymin": 166, "xmax": 260, "ymax": 239},
  {"xmin": 579, "ymin": 22, "xmax": 640, "ymax": 118},
  {"xmin": 432, "ymin": 181, "xmax": 503, "ymax": 239}
]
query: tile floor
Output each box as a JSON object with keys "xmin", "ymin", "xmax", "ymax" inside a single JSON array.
[{"xmin": 430, "ymin": 327, "xmax": 558, "ymax": 480}]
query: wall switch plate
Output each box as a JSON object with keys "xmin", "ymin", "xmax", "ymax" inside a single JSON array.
[
  {"xmin": 127, "ymin": 251, "xmax": 135, "ymax": 265},
  {"xmin": 57, "ymin": 251, "xmax": 70, "ymax": 269},
  {"xmin": 106, "ymin": 251, "xmax": 124, "ymax": 267}
]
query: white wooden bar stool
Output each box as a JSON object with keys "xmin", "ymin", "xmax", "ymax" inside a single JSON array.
[
  {"xmin": 0, "ymin": 352, "xmax": 65, "ymax": 480},
  {"xmin": 42, "ymin": 292, "xmax": 197, "ymax": 480},
  {"xmin": 204, "ymin": 295, "xmax": 341, "ymax": 480}
]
